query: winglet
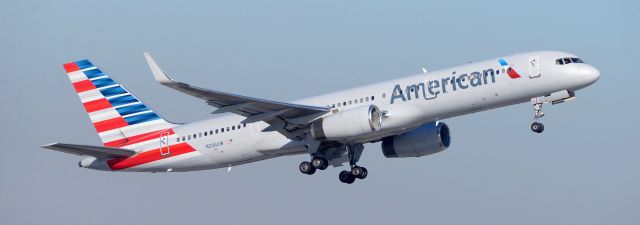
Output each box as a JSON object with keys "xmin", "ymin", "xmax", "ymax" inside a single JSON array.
[{"xmin": 144, "ymin": 53, "xmax": 176, "ymax": 85}]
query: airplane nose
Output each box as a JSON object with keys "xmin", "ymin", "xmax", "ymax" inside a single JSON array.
[{"xmin": 580, "ymin": 65, "xmax": 600, "ymax": 85}]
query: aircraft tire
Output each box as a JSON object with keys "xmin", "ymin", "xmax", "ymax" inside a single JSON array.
[
  {"xmin": 311, "ymin": 157, "xmax": 329, "ymax": 170},
  {"xmin": 299, "ymin": 161, "xmax": 316, "ymax": 175},
  {"xmin": 339, "ymin": 170, "xmax": 355, "ymax": 184}
]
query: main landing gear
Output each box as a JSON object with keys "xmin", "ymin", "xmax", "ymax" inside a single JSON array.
[
  {"xmin": 299, "ymin": 157, "xmax": 328, "ymax": 175},
  {"xmin": 337, "ymin": 144, "xmax": 367, "ymax": 184},
  {"xmin": 531, "ymin": 97, "xmax": 545, "ymax": 133},
  {"xmin": 298, "ymin": 144, "xmax": 367, "ymax": 184}
]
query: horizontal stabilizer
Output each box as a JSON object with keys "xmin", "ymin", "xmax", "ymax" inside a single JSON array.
[{"xmin": 42, "ymin": 143, "xmax": 136, "ymax": 159}]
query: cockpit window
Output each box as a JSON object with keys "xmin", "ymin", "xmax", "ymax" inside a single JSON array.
[{"xmin": 556, "ymin": 57, "xmax": 585, "ymax": 65}]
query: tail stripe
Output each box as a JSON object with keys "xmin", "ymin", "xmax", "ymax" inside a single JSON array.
[
  {"xmin": 99, "ymin": 86, "xmax": 127, "ymax": 97},
  {"xmin": 94, "ymin": 117, "xmax": 129, "ymax": 132},
  {"xmin": 116, "ymin": 103, "xmax": 149, "ymax": 116},
  {"xmin": 78, "ymin": 89, "xmax": 103, "ymax": 103},
  {"xmin": 92, "ymin": 77, "xmax": 117, "ymax": 88},
  {"xmin": 83, "ymin": 68, "xmax": 106, "ymax": 79},
  {"xmin": 63, "ymin": 63, "xmax": 80, "ymax": 73},
  {"xmin": 75, "ymin": 59, "xmax": 94, "ymax": 69},
  {"xmin": 83, "ymin": 98, "xmax": 113, "ymax": 113},
  {"xmin": 72, "ymin": 80, "xmax": 97, "ymax": 93},
  {"xmin": 124, "ymin": 112, "xmax": 160, "ymax": 125},
  {"xmin": 108, "ymin": 94, "xmax": 138, "ymax": 107}
]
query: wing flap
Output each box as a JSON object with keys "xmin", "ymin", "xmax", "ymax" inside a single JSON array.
[{"xmin": 42, "ymin": 143, "xmax": 136, "ymax": 159}]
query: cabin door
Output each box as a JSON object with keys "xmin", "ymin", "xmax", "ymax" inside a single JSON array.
[{"xmin": 529, "ymin": 56, "xmax": 541, "ymax": 78}]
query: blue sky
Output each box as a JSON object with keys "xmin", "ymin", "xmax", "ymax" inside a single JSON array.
[{"xmin": 1, "ymin": 1, "xmax": 638, "ymax": 225}]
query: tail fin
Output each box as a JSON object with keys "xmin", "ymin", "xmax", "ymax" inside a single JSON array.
[{"xmin": 63, "ymin": 59, "xmax": 175, "ymax": 147}]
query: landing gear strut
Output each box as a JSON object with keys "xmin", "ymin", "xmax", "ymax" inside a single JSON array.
[
  {"xmin": 531, "ymin": 97, "xmax": 545, "ymax": 133},
  {"xmin": 338, "ymin": 144, "xmax": 367, "ymax": 184}
]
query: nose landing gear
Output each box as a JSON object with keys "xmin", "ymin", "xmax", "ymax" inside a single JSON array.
[{"xmin": 531, "ymin": 97, "xmax": 545, "ymax": 133}]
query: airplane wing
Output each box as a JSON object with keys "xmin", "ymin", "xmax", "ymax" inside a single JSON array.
[
  {"xmin": 144, "ymin": 53, "xmax": 330, "ymax": 139},
  {"xmin": 42, "ymin": 143, "xmax": 136, "ymax": 159}
]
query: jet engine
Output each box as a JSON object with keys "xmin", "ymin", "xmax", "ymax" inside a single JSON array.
[
  {"xmin": 381, "ymin": 122, "xmax": 451, "ymax": 158},
  {"xmin": 311, "ymin": 105, "xmax": 382, "ymax": 140}
]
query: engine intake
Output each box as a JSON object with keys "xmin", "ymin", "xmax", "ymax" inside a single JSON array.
[
  {"xmin": 311, "ymin": 105, "xmax": 382, "ymax": 140},
  {"xmin": 382, "ymin": 122, "xmax": 451, "ymax": 158}
]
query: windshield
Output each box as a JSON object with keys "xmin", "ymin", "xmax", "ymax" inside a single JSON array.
[{"xmin": 556, "ymin": 57, "xmax": 585, "ymax": 65}]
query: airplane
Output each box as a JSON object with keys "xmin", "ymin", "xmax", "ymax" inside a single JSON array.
[{"xmin": 43, "ymin": 51, "xmax": 600, "ymax": 184}]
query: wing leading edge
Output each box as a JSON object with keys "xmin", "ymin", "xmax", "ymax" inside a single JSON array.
[{"xmin": 144, "ymin": 53, "xmax": 330, "ymax": 139}]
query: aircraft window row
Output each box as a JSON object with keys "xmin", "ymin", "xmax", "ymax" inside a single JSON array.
[
  {"xmin": 328, "ymin": 95, "xmax": 376, "ymax": 108},
  {"xmin": 556, "ymin": 57, "xmax": 584, "ymax": 65},
  {"xmin": 176, "ymin": 123, "xmax": 247, "ymax": 142}
]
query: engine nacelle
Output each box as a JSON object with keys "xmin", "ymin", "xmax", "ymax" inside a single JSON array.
[
  {"xmin": 311, "ymin": 105, "xmax": 382, "ymax": 140},
  {"xmin": 381, "ymin": 122, "xmax": 451, "ymax": 158}
]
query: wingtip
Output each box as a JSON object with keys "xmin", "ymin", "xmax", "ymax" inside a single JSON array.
[
  {"xmin": 144, "ymin": 53, "xmax": 175, "ymax": 84},
  {"xmin": 41, "ymin": 142, "xmax": 58, "ymax": 149}
]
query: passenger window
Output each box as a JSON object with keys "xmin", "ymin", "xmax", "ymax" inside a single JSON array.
[
  {"xmin": 204, "ymin": 132, "xmax": 207, "ymax": 136},
  {"xmin": 182, "ymin": 137, "xmax": 185, "ymax": 141},
  {"xmin": 243, "ymin": 123, "xmax": 247, "ymax": 128},
  {"xmin": 215, "ymin": 129, "xmax": 219, "ymax": 134},
  {"xmin": 332, "ymin": 104, "xmax": 335, "ymax": 108},
  {"xmin": 349, "ymin": 100, "xmax": 352, "ymax": 105},
  {"xmin": 371, "ymin": 96, "xmax": 375, "ymax": 101},
  {"xmin": 226, "ymin": 127, "xmax": 229, "ymax": 131},
  {"xmin": 232, "ymin": 126, "xmax": 235, "ymax": 130},
  {"xmin": 210, "ymin": 130, "xmax": 213, "ymax": 135},
  {"xmin": 496, "ymin": 69, "xmax": 500, "ymax": 74},
  {"xmin": 343, "ymin": 101, "xmax": 346, "ymax": 106},
  {"xmin": 221, "ymin": 128, "xmax": 224, "ymax": 133},
  {"xmin": 360, "ymin": 98, "xmax": 363, "ymax": 102},
  {"xmin": 177, "ymin": 138, "xmax": 180, "ymax": 142},
  {"xmin": 188, "ymin": 136, "xmax": 191, "ymax": 140},
  {"xmin": 194, "ymin": 134, "xmax": 197, "ymax": 139},
  {"xmin": 199, "ymin": 133, "xmax": 202, "ymax": 137}
]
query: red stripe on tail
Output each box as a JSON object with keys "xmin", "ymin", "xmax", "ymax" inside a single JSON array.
[
  {"xmin": 94, "ymin": 117, "xmax": 128, "ymax": 133},
  {"xmin": 72, "ymin": 79, "xmax": 96, "ymax": 93},
  {"xmin": 83, "ymin": 98, "xmax": 112, "ymax": 113},
  {"xmin": 63, "ymin": 62, "xmax": 80, "ymax": 73}
]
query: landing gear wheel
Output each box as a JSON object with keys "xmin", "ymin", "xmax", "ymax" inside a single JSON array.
[
  {"xmin": 351, "ymin": 166, "xmax": 368, "ymax": 179},
  {"xmin": 339, "ymin": 170, "xmax": 355, "ymax": 184},
  {"xmin": 299, "ymin": 161, "xmax": 316, "ymax": 175},
  {"xmin": 531, "ymin": 122, "xmax": 544, "ymax": 133},
  {"xmin": 311, "ymin": 157, "xmax": 328, "ymax": 170}
]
